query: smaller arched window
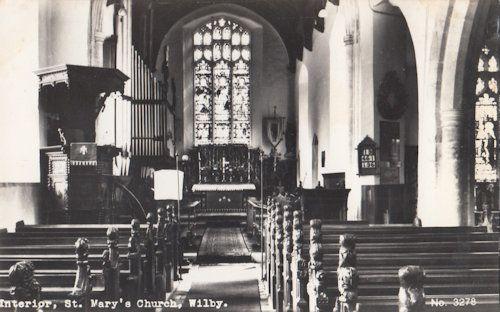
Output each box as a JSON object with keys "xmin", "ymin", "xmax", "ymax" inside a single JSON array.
[
  {"xmin": 475, "ymin": 44, "xmax": 499, "ymax": 183},
  {"xmin": 193, "ymin": 17, "xmax": 251, "ymax": 146},
  {"xmin": 474, "ymin": 5, "xmax": 499, "ymax": 218}
]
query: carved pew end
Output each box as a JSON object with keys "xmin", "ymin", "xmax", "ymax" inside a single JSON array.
[
  {"xmin": 68, "ymin": 238, "xmax": 93, "ymax": 312},
  {"xmin": 127, "ymin": 219, "xmax": 144, "ymax": 299},
  {"xmin": 334, "ymin": 267, "xmax": 359, "ymax": 312},
  {"xmin": 9, "ymin": 261, "xmax": 41, "ymax": 301},
  {"xmin": 103, "ymin": 227, "xmax": 121, "ymax": 300},
  {"xmin": 398, "ymin": 265, "xmax": 425, "ymax": 312}
]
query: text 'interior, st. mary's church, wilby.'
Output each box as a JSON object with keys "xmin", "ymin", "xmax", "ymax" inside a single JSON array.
[{"xmin": 0, "ymin": 0, "xmax": 499, "ymax": 311}]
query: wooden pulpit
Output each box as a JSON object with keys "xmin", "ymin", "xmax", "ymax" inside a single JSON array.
[{"xmin": 37, "ymin": 65, "xmax": 128, "ymax": 223}]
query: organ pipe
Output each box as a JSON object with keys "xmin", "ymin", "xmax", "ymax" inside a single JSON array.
[{"xmin": 127, "ymin": 45, "xmax": 170, "ymax": 157}]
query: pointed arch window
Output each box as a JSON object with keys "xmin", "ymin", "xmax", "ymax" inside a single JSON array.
[
  {"xmin": 475, "ymin": 45, "xmax": 499, "ymax": 183},
  {"xmin": 193, "ymin": 17, "xmax": 251, "ymax": 145},
  {"xmin": 474, "ymin": 2, "xmax": 500, "ymax": 220}
]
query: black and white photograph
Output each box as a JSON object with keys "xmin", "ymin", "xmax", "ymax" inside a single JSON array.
[{"xmin": 0, "ymin": 0, "xmax": 499, "ymax": 311}]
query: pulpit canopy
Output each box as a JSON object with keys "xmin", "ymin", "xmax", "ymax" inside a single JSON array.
[
  {"xmin": 35, "ymin": 64, "xmax": 129, "ymax": 94},
  {"xmin": 35, "ymin": 65, "xmax": 129, "ymax": 144}
]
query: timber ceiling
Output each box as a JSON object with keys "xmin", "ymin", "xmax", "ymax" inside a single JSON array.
[{"xmin": 132, "ymin": 0, "xmax": 338, "ymax": 72}]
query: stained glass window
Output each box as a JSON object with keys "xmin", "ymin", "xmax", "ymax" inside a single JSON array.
[
  {"xmin": 193, "ymin": 18, "xmax": 251, "ymax": 145},
  {"xmin": 475, "ymin": 45, "xmax": 499, "ymax": 182}
]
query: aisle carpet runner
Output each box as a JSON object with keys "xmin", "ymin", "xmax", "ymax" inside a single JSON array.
[{"xmin": 197, "ymin": 227, "xmax": 251, "ymax": 263}]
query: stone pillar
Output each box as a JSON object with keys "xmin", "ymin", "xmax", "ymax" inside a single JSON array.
[
  {"xmin": 342, "ymin": 1, "xmax": 360, "ymax": 221},
  {"xmin": 437, "ymin": 109, "xmax": 468, "ymax": 226},
  {"xmin": 93, "ymin": 32, "xmax": 106, "ymax": 67},
  {"xmin": 344, "ymin": 34, "xmax": 355, "ymax": 196}
]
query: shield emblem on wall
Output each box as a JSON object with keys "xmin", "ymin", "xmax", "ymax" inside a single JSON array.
[{"xmin": 264, "ymin": 116, "xmax": 285, "ymax": 150}]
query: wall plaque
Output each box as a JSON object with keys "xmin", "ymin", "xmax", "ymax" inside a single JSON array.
[{"xmin": 357, "ymin": 136, "xmax": 378, "ymax": 175}]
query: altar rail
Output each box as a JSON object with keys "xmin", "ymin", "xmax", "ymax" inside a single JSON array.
[
  {"xmin": 189, "ymin": 145, "xmax": 260, "ymax": 184},
  {"xmin": 258, "ymin": 194, "xmax": 500, "ymax": 312},
  {"xmin": 0, "ymin": 206, "xmax": 183, "ymax": 307}
]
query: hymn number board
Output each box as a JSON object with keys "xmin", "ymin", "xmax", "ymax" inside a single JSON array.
[{"xmin": 357, "ymin": 136, "xmax": 378, "ymax": 175}]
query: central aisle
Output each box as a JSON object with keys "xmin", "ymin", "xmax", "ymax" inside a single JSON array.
[
  {"xmin": 197, "ymin": 226, "xmax": 251, "ymax": 262},
  {"xmin": 178, "ymin": 263, "xmax": 261, "ymax": 311},
  {"xmin": 168, "ymin": 225, "xmax": 264, "ymax": 311}
]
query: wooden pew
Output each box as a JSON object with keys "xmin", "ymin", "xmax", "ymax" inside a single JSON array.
[
  {"xmin": 265, "ymin": 194, "xmax": 367, "ymax": 312},
  {"xmin": 257, "ymin": 191, "xmax": 498, "ymax": 312},
  {"xmin": 0, "ymin": 213, "xmax": 182, "ymax": 306},
  {"xmin": 299, "ymin": 220, "xmax": 500, "ymax": 312}
]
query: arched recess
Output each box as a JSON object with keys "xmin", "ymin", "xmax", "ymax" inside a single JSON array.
[
  {"xmin": 154, "ymin": 4, "xmax": 293, "ymax": 155},
  {"xmin": 394, "ymin": 0, "xmax": 496, "ymax": 226},
  {"xmin": 418, "ymin": 0, "xmax": 493, "ymax": 226},
  {"xmin": 370, "ymin": 2, "xmax": 419, "ymax": 224},
  {"xmin": 297, "ymin": 63, "xmax": 312, "ymax": 188}
]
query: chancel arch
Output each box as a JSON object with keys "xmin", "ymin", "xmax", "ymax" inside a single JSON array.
[
  {"xmin": 154, "ymin": 3, "xmax": 292, "ymax": 155},
  {"xmin": 355, "ymin": 1, "xmax": 419, "ymax": 224}
]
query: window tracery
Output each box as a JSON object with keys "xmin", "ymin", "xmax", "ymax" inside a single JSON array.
[
  {"xmin": 193, "ymin": 18, "xmax": 251, "ymax": 145},
  {"xmin": 475, "ymin": 44, "xmax": 499, "ymax": 183}
]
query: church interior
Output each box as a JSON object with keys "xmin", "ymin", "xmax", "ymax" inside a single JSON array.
[{"xmin": 0, "ymin": 0, "xmax": 499, "ymax": 311}]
